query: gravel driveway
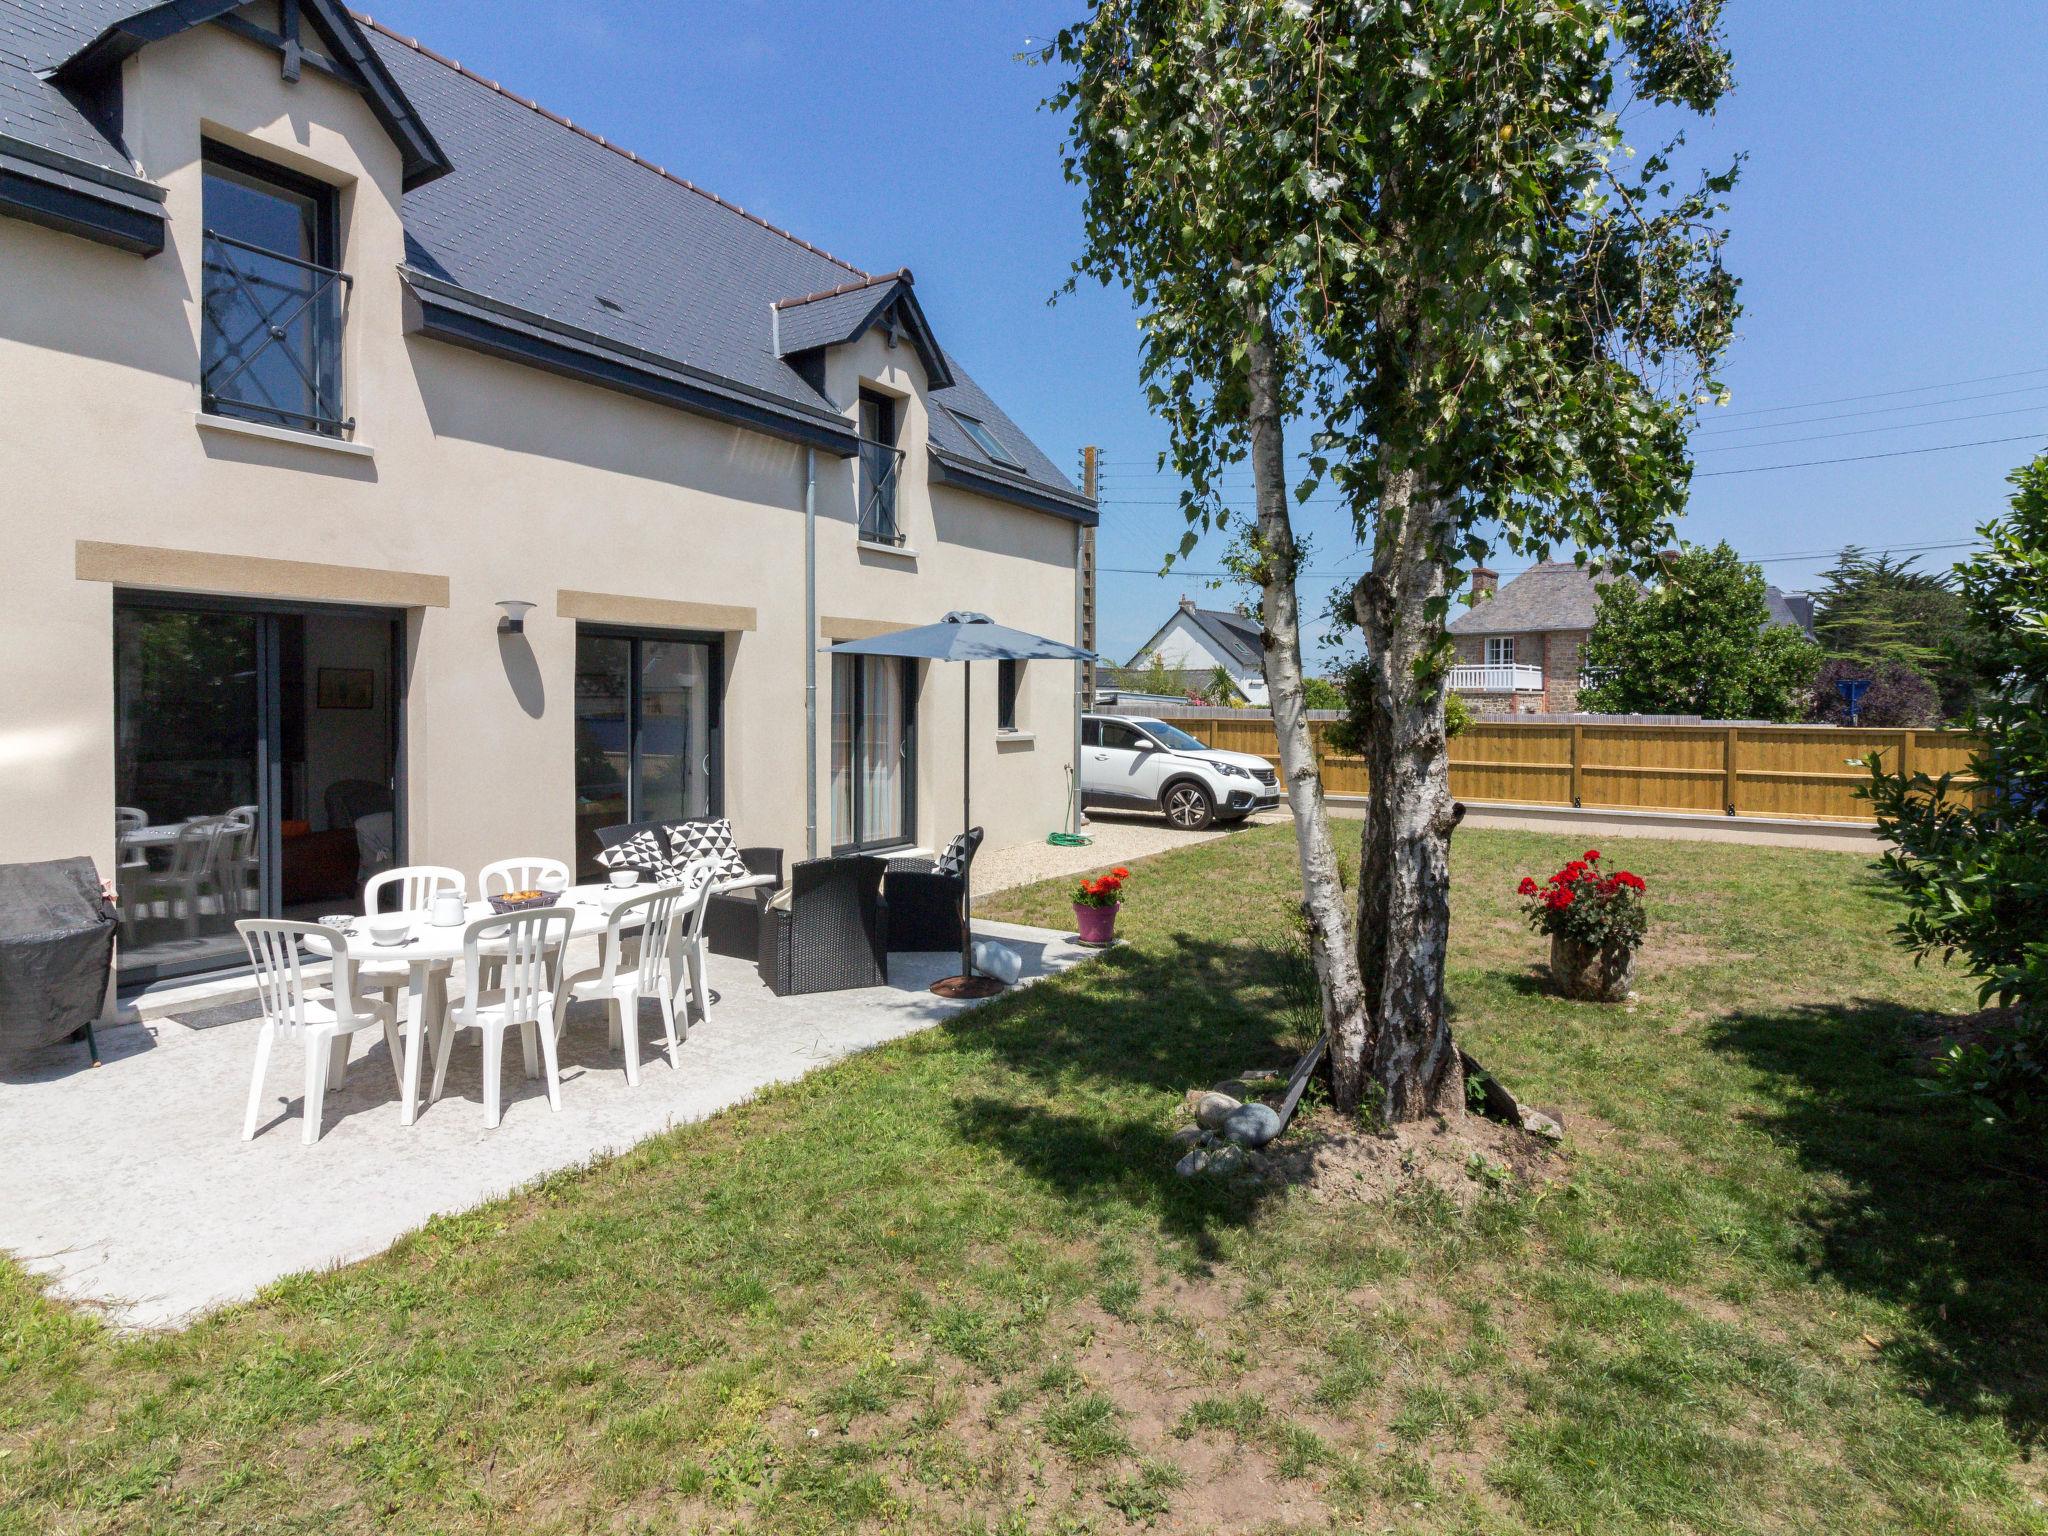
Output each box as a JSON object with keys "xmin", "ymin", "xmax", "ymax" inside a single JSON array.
[{"xmin": 975, "ymin": 809, "xmax": 1287, "ymax": 896}]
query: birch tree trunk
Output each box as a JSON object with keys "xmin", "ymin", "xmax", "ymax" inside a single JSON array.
[
  {"xmin": 1352, "ymin": 459, "xmax": 1465, "ymax": 1120},
  {"xmin": 1244, "ymin": 309, "xmax": 1372, "ymax": 1101}
]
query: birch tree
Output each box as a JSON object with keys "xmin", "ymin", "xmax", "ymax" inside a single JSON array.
[{"xmin": 1049, "ymin": 0, "xmax": 1737, "ymax": 1118}]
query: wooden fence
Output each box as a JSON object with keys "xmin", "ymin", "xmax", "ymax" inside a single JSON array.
[{"xmin": 1157, "ymin": 715, "xmax": 1980, "ymax": 825}]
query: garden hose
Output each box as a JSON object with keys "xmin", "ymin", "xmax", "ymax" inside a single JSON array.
[{"xmin": 1049, "ymin": 765, "xmax": 1093, "ymax": 846}]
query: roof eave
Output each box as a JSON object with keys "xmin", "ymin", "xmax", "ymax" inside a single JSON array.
[
  {"xmin": 52, "ymin": 0, "xmax": 453, "ymax": 191},
  {"xmin": 402, "ymin": 269, "xmax": 859, "ymax": 456},
  {"xmin": 0, "ymin": 136, "xmax": 166, "ymax": 254},
  {"xmin": 929, "ymin": 447, "xmax": 1097, "ymax": 526},
  {"xmin": 773, "ymin": 277, "xmax": 954, "ymax": 391}
]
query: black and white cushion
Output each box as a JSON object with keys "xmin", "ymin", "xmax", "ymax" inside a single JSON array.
[
  {"xmin": 933, "ymin": 831, "xmax": 976, "ymax": 878},
  {"xmin": 596, "ymin": 828, "xmax": 675, "ymax": 880},
  {"xmin": 667, "ymin": 818, "xmax": 752, "ymax": 883}
]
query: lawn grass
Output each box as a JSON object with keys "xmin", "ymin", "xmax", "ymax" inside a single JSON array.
[{"xmin": 3, "ymin": 824, "xmax": 2046, "ymax": 1533}]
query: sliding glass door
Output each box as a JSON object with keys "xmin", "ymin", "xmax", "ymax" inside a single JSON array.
[
  {"xmin": 573, "ymin": 628, "xmax": 722, "ymax": 877},
  {"xmin": 831, "ymin": 654, "xmax": 916, "ymax": 852},
  {"xmin": 113, "ymin": 594, "xmax": 401, "ymax": 986}
]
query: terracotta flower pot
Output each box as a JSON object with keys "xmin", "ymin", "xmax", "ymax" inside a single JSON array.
[
  {"xmin": 1074, "ymin": 902, "xmax": 1121, "ymax": 945},
  {"xmin": 1550, "ymin": 933, "xmax": 1636, "ymax": 1003}
]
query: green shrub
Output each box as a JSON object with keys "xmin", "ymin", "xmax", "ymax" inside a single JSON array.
[{"xmin": 1868, "ymin": 456, "xmax": 2048, "ymax": 1126}]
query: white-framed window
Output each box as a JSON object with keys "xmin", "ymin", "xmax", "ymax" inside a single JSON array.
[{"xmin": 1484, "ymin": 637, "xmax": 1517, "ymax": 666}]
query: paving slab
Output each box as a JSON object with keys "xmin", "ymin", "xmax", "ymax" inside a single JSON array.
[{"xmin": 0, "ymin": 921, "xmax": 1087, "ymax": 1330}]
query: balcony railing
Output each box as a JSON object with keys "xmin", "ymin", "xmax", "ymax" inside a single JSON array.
[
  {"xmin": 1449, "ymin": 663, "xmax": 1545, "ymax": 694},
  {"xmin": 200, "ymin": 230, "xmax": 353, "ymax": 437},
  {"xmin": 858, "ymin": 439, "xmax": 905, "ymax": 545}
]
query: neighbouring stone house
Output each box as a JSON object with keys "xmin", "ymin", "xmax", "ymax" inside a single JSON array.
[
  {"xmin": 1447, "ymin": 562, "xmax": 1621, "ymax": 714},
  {"xmin": 1448, "ymin": 560, "xmax": 1818, "ymax": 715}
]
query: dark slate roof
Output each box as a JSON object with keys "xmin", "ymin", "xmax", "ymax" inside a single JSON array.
[
  {"xmin": 1, "ymin": 1, "xmax": 154, "ymax": 172},
  {"xmin": 1448, "ymin": 560, "xmax": 1625, "ymax": 636},
  {"xmin": 1765, "ymin": 586, "xmax": 1815, "ymax": 637},
  {"xmin": 1189, "ymin": 607, "xmax": 1264, "ymax": 670},
  {"xmin": 0, "ymin": 2, "xmax": 1089, "ymax": 514},
  {"xmin": 1127, "ymin": 601, "xmax": 1264, "ymax": 672}
]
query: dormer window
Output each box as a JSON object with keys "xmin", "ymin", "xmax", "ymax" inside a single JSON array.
[
  {"xmin": 200, "ymin": 144, "xmax": 352, "ymax": 437},
  {"xmin": 947, "ymin": 407, "xmax": 1022, "ymax": 469},
  {"xmin": 857, "ymin": 389, "xmax": 904, "ymax": 545}
]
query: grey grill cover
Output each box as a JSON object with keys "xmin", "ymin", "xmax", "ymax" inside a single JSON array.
[{"xmin": 0, "ymin": 858, "xmax": 115, "ymax": 1060}]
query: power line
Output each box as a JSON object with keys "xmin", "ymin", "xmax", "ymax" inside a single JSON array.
[
  {"xmin": 1696, "ymin": 380, "xmax": 2048, "ymax": 436},
  {"xmin": 1095, "ymin": 536, "xmax": 1985, "ymax": 582},
  {"xmin": 1694, "ymin": 432, "xmax": 2047, "ymax": 477},
  {"xmin": 1696, "ymin": 401, "xmax": 2048, "ymax": 454},
  {"xmin": 1706, "ymin": 363, "xmax": 2048, "ymax": 419}
]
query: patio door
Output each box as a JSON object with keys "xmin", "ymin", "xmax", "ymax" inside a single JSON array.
[
  {"xmin": 113, "ymin": 593, "xmax": 403, "ymax": 987},
  {"xmin": 573, "ymin": 628, "xmax": 724, "ymax": 877},
  {"xmin": 831, "ymin": 654, "xmax": 916, "ymax": 852}
]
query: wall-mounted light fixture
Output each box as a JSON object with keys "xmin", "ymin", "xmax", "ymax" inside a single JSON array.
[{"xmin": 496, "ymin": 599, "xmax": 536, "ymax": 635}]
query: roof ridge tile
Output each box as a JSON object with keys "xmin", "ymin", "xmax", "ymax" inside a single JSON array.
[
  {"xmin": 772, "ymin": 268, "xmax": 913, "ymax": 311},
  {"xmin": 351, "ymin": 9, "xmax": 871, "ymax": 278}
]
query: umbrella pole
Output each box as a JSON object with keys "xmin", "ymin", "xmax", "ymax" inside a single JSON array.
[
  {"xmin": 932, "ymin": 659, "xmax": 1002, "ymax": 999},
  {"xmin": 960, "ymin": 660, "xmax": 973, "ymax": 981}
]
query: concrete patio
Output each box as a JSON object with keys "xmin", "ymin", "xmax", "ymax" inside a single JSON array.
[{"xmin": 0, "ymin": 920, "xmax": 1088, "ymax": 1330}]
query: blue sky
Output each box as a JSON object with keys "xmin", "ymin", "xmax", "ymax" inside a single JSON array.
[{"xmin": 365, "ymin": 1, "xmax": 2048, "ymax": 665}]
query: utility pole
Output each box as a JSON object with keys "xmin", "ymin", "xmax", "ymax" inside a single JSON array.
[
  {"xmin": 1071, "ymin": 446, "xmax": 1101, "ymax": 837},
  {"xmin": 1079, "ymin": 446, "xmax": 1099, "ymax": 706}
]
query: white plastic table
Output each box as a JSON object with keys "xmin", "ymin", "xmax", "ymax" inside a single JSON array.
[{"xmin": 327, "ymin": 882, "xmax": 705, "ymax": 1126}]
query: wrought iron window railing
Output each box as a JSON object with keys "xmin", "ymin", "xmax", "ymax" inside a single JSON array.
[
  {"xmin": 200, "ymin": 230, "xmax": 353, "ymax": 437},
  {"xmin": 858, "ymin": 439, "xmax": 905, "ymax": 545}
]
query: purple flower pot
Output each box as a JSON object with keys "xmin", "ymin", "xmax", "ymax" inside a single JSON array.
[{"xmin": 1073, "ymin": 902, "xmax": 1120, "ymax": 945}]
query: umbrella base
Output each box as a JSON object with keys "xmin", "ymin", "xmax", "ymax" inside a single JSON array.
[{"xmin": 932, "ymin": 974, "xmax": 1006, "ymax": 1000}]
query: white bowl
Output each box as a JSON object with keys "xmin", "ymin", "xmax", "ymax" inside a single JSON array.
[
  {"xmin": 366, "ymin": 911, "xmax": 412, "ymax": 945},
  {"xmin": 607, "ymin": 869, "xmax": 640, "ymax": 889}
]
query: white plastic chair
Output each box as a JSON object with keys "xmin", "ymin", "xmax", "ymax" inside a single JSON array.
[
  {"xmin": 365, "ymin": 864, "xmax": 466, "ymax": 915},
  {"xmin": 673, "ymin": 859, "xmax": 719, "ymax": 1026},
  {"xmin": 238, "ymin": 920, "xmax": 400, "ymax": 1144},
  {"xmin": 132, "ymin": 816, "xmax": 225, "ymax": 938},
  {"xmin": 559, "ymin": 878, "xmax": 693, "ymax": 1085},
  {"xmin": 430, "ymin": 907, "xmax": 572, "ymax": 1129},
  {"xmin": 356, "ymin": 864, "xmax": 464, "ymax": 1012},
  {"xmin": 478, "ymin": 857, "xmax": 571, "ymax": 900},
  {"xmin": 475, "ymin": 858, "xmax": 572, "ymax": 986},
  {"xmin": 211, "ymin": 815, "xmax": 261, "ymax": 916}
]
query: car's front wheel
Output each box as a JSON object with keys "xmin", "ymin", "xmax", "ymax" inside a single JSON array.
[{"xmin": 1161, "ymin": 780, "xmax": 1215, "ymax": 831}]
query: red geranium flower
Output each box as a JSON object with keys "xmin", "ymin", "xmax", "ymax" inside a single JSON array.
[
  {"xmin": 1584, "ymin": 849, "xmax": 1601, "ymax": 862},
  {"xmin": 1518, "ymin": 876, "xmax": 1539, "ymax": 896},
  {"xmin": 1112, "ymin": 866, "xmax": 1131, "ymax": 880},
  {"xmin": 1614, "ymin": 871, "xmax": 1645, "ymax": 891}
]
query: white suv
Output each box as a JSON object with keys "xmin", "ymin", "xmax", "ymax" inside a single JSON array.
[{"xmin": 1080, "ymin": 714, "xmax": 1282, "ymax": 830}]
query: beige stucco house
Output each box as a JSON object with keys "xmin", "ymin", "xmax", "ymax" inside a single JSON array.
[{"xmin": 0, "ymin": 2, "xmax": 1096, "ymax": 993}]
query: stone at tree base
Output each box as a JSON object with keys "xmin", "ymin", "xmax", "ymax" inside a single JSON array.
[
  {"xmin": 1520, "ymin": 1108, "xmax": 1564, "ymax": 1142},
  {"xmin": 1239, "ymin": 1068, "xmax": 1286, "ymax": 1085},
  {"xmin": 1171, "ymin": 1125, "xmax": 1212, "ymax": 1148},
  {"xmin": 1194, "ymin": 1092, "xmax": 1241, "ymax": 1131},
  {"xmin": 1175, "ymin": 1147, "xmax": 1211, "ymax": 1177},
  {"xmin": 1220, "ymin": 1102, "xmax": 1283, "ymax": 1147},
  {"xmin": 1203, "ymin": 1144, "xmax": 1247, "ymax": 1177},
  {"xmin": 1209, "ymin": 1078, "xmax": 1251, "ymax": 1101}
]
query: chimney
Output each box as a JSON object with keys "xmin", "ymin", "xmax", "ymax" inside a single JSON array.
[
  {"xmin": 1468, "ymin": 566, "xmax": 1498, "ymax": 601},
  {"xmin": 1179, "ymin": 594, "xmax": 1197, "ymax": 613}
]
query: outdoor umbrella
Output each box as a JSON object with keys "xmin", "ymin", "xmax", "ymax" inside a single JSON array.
[{"xmin": 827, "ymin": 612, "xmax": 1096, "ymax": 997}]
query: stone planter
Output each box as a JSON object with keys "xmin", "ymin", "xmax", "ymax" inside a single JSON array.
[
  {"xmin": 1549, "ymin": 933, "xmax": 1636, "ymax": 1003},
  {"xmin": 1074, "ymin": 902, "xmax": 1121, "ymax": 946}
]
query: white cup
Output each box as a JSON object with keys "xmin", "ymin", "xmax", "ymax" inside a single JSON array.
[
  {"xmin": 608, "ymin": 869, "xmax": 640, "ymax": 890},
  {"xmin": 540, "ymin": 869, "xmax": 569, "ymax": 894}
]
